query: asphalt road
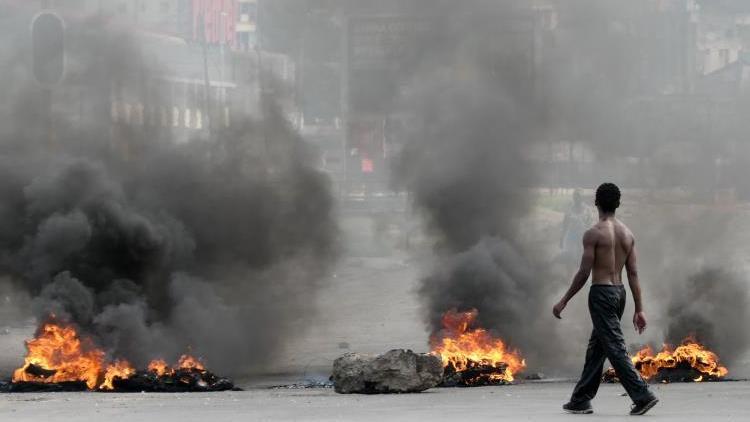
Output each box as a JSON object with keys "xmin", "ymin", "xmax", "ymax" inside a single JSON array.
[{"xmin": 0, "ymin": 381, "xmax": 747, "ymax": 421}]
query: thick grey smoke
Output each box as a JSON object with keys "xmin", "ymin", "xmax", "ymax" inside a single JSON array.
[
  {"xmin": 0, "ymin": 13, "xmax": 337, "ymax": 374},
  {"xmin": 632, "ymin": 208, "xmax": 750, "ymax": 367},
  {"xmin": 390, "ymin": 1, "xmax": 564, "ymax": 370},
  {"xmin": 390, "ymin": 0, "xmax": 750, "ymax": 373},
  {"xmin": 542, "ymin": 1, "xmax": 750, "ymax": 367},
  {"xmin": 665, "ymin": 268, "xmax": 750, "ymax": 366}
]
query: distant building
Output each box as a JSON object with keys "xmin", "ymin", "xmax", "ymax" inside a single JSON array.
[
  {"xmin": 55, "ymin": 0, "xmax": 191, "ymax": 37},
  {"xmin": 696, "ymin": 52, "xmax": 750, "ymax": 97},
  {"xmin": 236, "ymin": 0, "xmax": 258, "ymax": 51},
  {"xmin": 2, "ymin": 0, "xmax": 296, "ymax": 143},
  {"xmin": 55, "ymin": 1, "xmax": 241, "ymax": 48},
  {"xmin": 697, "ymin": 7, "xmax": 743, "ymax": 75}
]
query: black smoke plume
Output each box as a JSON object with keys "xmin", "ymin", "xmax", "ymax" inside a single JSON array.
[
  {"xmin": 391, "ymin": 2, "xmax": 564, "ymax": 369},
  {"xmin": 0, "ymin": 14, "xmax": 337, "ymax": 375},
  {"xmin": 665, "ymin": 268, "xmax": 750, "ymax": 367},
  {"xmin": 631, "ymin": 206, "xmax": 750, "ymax": 368}
]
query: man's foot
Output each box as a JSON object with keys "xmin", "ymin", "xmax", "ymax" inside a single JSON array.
[
  {"xmin": 629, "ymin": 398, "xmax": 659, "ymax": 416},
  {"xmin": 563, "ymin": 401, "xmax": 593, "ymax": 414}
]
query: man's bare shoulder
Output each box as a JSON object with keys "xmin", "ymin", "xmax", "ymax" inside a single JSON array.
[
  {"xmin": 582, "ymin": 227, "xmax": 600, "ymax": 245},
  {"xmin": 614, "ymin": 218, "xmax": 635, "ymax": 238},
  {"xmin": 613, "ymin": 218, "xmax": 636, "ymax": 251}
]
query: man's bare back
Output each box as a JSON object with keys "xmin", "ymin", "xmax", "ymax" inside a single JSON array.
[
  {"xmin": 587, "ymin": 217, "xmax": 634, "ymax": 285},
  {"xmin": 552, "ymin": 185, "xmax": 646, "ymax": 334}
]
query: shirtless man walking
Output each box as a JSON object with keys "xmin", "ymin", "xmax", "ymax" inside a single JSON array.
[{"xmin": 553, "ymin": 183, "xmax": 659, "ymax": 416}]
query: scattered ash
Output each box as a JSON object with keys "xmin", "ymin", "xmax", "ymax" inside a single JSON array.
[
  {"xmin": 270, "ymin": 380, "xmax": 334, "ymax": 390},
  {"xmin": 1, "ymin": 380, "xmax": 88, "ymax": 393}
]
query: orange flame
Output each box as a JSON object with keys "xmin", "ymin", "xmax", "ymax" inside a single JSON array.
[
  {"xmin": 632, "ymin": 338, "xmax": 728, "ymax": 381},
  {"xmin": 147, "ymin": 355, "xmax": 204, "ymax": 375},
  {"xmin": 147, "ymin": 358, "xmax": 174, "ymax": 376},
  {"xmin": 13, "ymin": 320, "xmax": 211, "ymax": 390},
  {"xmin": 176, "ymin": 354, "xmax": 205, "ymax": 371},
  {"xmin": 100, "ymin": 359, "xmax": 135, "ymax": 390},
  {"xmin": 430, "ymin": 309, "xmax": 526, "ymax": 383},
  {"xmin": 12, "ymin": 322, "xmax": 105, "ymax": 389}
]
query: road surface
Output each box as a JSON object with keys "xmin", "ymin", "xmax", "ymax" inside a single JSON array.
[{"xmin": 0, "ymin": 381, "xmax": 747, "ymax": 421}]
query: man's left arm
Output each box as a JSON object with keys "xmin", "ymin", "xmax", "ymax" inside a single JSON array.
[
  {"xmin": 553, "ymin": 229, "xmax": 596, "ymax": 319},
  {"xmin": 626, "ymin": 240, "xmax": 647, "ymax": 334}
]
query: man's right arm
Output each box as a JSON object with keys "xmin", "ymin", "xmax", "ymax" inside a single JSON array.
[
  {"xmin": 553, "ymin": 228, "xmax": 597, "ymax": 319},
  {"xmin": 626, "ymin": 239, "xmax": 647, "ymax": 334}
]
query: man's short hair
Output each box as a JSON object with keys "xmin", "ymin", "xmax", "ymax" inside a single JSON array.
[{"xmin": 595, "ymin": 183, "xmax": 620, "ymax": 213}]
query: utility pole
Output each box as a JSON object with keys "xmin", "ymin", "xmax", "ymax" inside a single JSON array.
[
  {"xmin": 199, "ymin": 13, "xmax": 213, "ymax": 137},
  {"xmin": 341, "ymin": 13, "xmax": 350, "ymax": 199},
  {"xmin": 220, "ymin": 11, "xmax": 227, "ymax": 82},
  {"xmin": 255, "ymin": 0, "xmax": 268, "ymax": 157},
  {"xmin": 256, "ymin": 0, "xmax": 265, "ymax": 102}
]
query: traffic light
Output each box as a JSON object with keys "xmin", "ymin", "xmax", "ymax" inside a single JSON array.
[{"xmin": 31, "ymin": 12, "xmax": 65, "ymax": 86}]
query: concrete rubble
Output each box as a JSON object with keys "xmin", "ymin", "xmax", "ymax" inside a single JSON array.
[{"xmin": 332, "ymin": 349, "xmax": 443, "ymax": 394}]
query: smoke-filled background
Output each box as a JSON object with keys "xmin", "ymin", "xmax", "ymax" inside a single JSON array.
[
  {"xmin": 1, "ymin": 0, "xmax": 750, "ymax": 381},
  {"xmin": 395, "ymin": 0, "xmax": 750, "ymax": 373},
  {"xmin": 369, "ymin": 0, "xmax": 750, "ymax": 374}
]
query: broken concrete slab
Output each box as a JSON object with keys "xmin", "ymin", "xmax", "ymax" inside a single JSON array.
[{"xmin": 332, "ymin": 349, "xmax": 443, "ymax": 394}]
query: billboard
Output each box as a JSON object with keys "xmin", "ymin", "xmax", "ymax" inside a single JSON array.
[{"xmin": 192, "ymin": 0, "xmax": 237, "ymax": 46}]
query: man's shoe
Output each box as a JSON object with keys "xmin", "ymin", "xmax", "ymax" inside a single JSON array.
[
  {"xmin": 563, "ymin": 401, "xmax": 593, "ymax": 414},
  {"xmin": 630, "ymin": 398, "xmax": 659, "ymax": 416}
]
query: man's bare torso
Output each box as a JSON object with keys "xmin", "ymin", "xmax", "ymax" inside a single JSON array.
[{"xmin": 588, "ymin": 217, "xmax": 634, "ymax": 285}]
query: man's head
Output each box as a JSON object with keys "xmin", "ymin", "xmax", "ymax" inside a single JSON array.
[{"xmin": 595, "ymin": 183, "xmax": 620, "ymax": 214}]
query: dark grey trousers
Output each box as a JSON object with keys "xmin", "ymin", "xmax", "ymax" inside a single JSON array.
[{"xmin": 570, "ymin": 285, "xmax": 655, "ymax": 404}]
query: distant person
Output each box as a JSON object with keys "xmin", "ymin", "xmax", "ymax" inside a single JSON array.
[
  {"xmin": 560, "ymin": 189, "xmax": 593, "ymax": 259},
  {"xmin": 552, "ymin": 183, "xmax": 658, "ymax": 416}
]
